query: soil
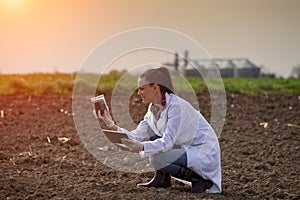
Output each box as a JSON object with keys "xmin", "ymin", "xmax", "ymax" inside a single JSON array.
[{"xmin": 0, "ymin": 93, "xmax": 299, "ymax": 199}]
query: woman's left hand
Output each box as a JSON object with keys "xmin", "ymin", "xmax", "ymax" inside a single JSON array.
[{"xmin": 121, "ymin": 138, "xmax": 144, "ymax": 153}]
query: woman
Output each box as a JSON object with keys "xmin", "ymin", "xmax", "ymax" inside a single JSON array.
[{"xmin": 94, "ymin": 67, "xmax": 222, "ymax": 193}]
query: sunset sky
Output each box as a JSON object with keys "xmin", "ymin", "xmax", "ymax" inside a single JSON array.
[{"xmin": 0, "ymin": 0, "xmax": 299, "ymax": 77}]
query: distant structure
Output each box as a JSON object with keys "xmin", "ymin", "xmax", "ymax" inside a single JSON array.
[{"xmin": 164, "ymin": 51, "xmax": 261, "ymax": 78}]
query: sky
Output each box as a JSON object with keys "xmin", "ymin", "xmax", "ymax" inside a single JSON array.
[{"xmin": 0, "ymin": 0, "xmax": 300, "ymax": 77}]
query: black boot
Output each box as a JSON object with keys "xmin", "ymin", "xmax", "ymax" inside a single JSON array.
[
  {"xmin": 174, "ymin": 167, "xmax": 213, "ymax": 193},
  {"xmin": 191, "ymin": 179, "xmax": 213, "ymax": 193},
  {"xmin": 137, "ymin": 171, "xmax": 171, "ymax": 188}
]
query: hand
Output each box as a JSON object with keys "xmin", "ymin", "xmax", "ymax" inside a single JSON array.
[
  {"xmin": 93, "ymin": 109, "xmax": 114, "ymax": 127},
  {"xmin": 121, "ymin": 138, "xmax": 144, "ymax": 153}
]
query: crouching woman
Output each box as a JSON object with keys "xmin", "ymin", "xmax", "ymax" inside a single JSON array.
[{"xmin": 95, "ymin": 67, "xmax": 222, "ymax": 193}]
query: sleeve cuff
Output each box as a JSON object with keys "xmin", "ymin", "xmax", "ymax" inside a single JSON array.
[{"xmin": 139, "ymin": 151, "xmax": 150, "ymax": 158}]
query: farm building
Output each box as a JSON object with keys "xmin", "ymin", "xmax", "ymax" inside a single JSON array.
[{"xmin": 164, "ymin": 51, "xmax": 261, "ymax": 78}]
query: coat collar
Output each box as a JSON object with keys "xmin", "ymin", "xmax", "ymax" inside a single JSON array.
[{"xmin": 147, "ymin": 93, "xmax": 173, "ymax": 136}]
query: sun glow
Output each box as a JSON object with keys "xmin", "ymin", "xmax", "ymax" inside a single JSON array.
[
  {"xmin": 0, "ymin": 0, "xmax": 33, "ymax": 18},
  {"xmin": 2, "ymin": 0, "xmax": 22, "ymax": 7},
  {"xmin": 1, "ymin": 0, "xmax": 31, "ymax": 10}
]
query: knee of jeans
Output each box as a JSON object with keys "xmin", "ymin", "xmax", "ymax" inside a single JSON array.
[{"xmin": 149, "ymin": 153, "xmax": 166, "ymax": 170}]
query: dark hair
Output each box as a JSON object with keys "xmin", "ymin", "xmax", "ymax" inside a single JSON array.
[{"xmin": 139, "ymin": 67, "xmax": 174, "ymax": 95}]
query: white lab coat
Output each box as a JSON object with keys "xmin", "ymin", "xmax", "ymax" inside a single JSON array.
[{"xmin": 119, "ymin": 93, "xmax": 222, "ymax": 193}]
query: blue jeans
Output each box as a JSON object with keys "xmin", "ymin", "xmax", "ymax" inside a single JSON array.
[
  {"xmin": 150, "ymin": 149, "xmax": 187, "ymax": 175},
  {"xmin": 148, "ymin": 131, "xmax": 187, "ymax": 175}
]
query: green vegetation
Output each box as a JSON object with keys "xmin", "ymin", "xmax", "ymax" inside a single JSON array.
[
  {"xmin": 0, "ymin": 73, "xmax": 76, "ymax": 95},
  {"xmin": 173, "ymin": 77, "xmax": 300, "ymax": 94},
  {"xmin": 0, "ymin": 72, "xmax": 299, "ymax": 95},
  {"xmin": 222, "ymin": 78, "xmax": 300, "ymax": 94}
]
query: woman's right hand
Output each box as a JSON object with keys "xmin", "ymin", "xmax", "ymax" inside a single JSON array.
[{"xmin": 93, "ymin": 109, "xmax": 115, "ymax": 127}]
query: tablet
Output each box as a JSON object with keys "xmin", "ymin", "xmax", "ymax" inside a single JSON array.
[{"xmin": 102, "ymin": 129, "xmax": 129, "ymax": 144}]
